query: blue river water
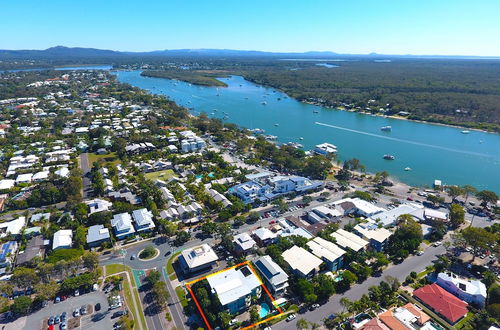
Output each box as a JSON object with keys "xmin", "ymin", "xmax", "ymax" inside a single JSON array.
[{"xmin": 115, "ymin": 71, "xmax": 500, "ymax": 193}]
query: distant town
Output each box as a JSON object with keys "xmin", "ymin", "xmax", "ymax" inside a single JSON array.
[{"xmin": 0, "ymin": 67, "xmax": 498, "ymax": 330}]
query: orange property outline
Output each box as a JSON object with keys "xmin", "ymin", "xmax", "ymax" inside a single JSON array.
[{"xmin": 185, "ymin": 261, "xmax": 284, "ymax": 330}]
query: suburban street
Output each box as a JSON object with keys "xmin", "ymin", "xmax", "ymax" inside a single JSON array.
[
  {"xmin": 96, "ymin": 186, "xmax": 494, "ymax": 330},
  {"xmin": 273, "ymin": 243, "xmax": 447, "ymax": 329}
]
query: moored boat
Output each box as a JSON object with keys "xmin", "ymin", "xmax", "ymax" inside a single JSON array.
[{"xmin": 383, "ymin": 154, "xmax": 395, "ymax": 160}]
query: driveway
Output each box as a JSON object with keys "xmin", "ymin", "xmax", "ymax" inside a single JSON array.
[
  {"xmin": 80, "ymin": 153, "xmax": 92, "ymax": 198},
  {"xmin": 22, "ymin": 291, "xmax": 113, "ymax": 330}
]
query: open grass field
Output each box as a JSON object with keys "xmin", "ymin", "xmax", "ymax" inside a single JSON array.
[{"xmin": 145, "ymin": 169, "xmax": 175, "ymax": 182}]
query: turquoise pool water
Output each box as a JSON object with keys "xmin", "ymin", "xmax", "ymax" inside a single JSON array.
[
  {"xmin": 259, "ymin": 303, "xmax": 270, "ymax": 318},
  {"xmin": 195, "ymin": 172, "xmax": 214, "ymax": 179}
]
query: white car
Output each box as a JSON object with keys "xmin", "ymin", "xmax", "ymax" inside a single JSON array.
[
  {"xmin": 417, "ymin": 250, "xmax": 424, "ymax": 256},
  {"xmin": 433, "ymin": 241, "xmax": 442, "ymax": 247},
  {"xmin": 74, "ymin": 289, "xmax": 79, "ymax": 296},
  {"xmin": 286, "ymin": 314, "xmax": 296, "ymax": 322}
]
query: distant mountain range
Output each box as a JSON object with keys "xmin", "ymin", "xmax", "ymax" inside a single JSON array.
[{"xmin": 0, "ymin": 46, "xmax": 498, "ymax": 60}]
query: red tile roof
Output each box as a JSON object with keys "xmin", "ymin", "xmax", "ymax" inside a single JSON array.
[
  {"xmin": 361, "ymin": 318, "xmax": 390, "ymax": 330},
  {"xmin": 413, "ymin": 283, "xmax": 468, "ymax": 324}
]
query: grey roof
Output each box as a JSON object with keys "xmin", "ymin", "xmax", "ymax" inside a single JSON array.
[
  {"xmin": 254, "ymin": 255, "xmax": 288, "ymax": 286},
  {"xmin": 16, "ymin": 236, "xmax": 45, "ymax": 265},
  {"xmin": 86, "ymin": 224, "xmax": 110, "ymax": 244}
]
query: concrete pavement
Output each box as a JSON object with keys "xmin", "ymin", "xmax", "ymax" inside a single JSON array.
[{"xmin": 22, "ymin": 291, "xmax": 113, "ymax": 330}]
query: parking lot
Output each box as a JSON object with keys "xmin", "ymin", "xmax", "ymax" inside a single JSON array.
[{"xmin": 22, "ymin": 291, "xmax": 113, "ymax": 330}]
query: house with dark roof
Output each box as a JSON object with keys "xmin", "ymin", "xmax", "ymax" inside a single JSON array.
[
  {"xmin": 413, "ymin": 283, "xmax": 468, "ymax": 324},
  {"xmin": 254, "ymin": 255, "xmax": 289, "ymax": 296},
  {"xmin": 16, "ymin": 236, "xmax": 46, "ymax": 266}
]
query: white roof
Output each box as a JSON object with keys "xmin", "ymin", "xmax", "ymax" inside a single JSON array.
[
  {"xmin": 312, "ymin": 205, "xmax": 342, "ymax": 218},
  {"xmin": 132, "ymin": 208, "xmax": 155, "ymax": 229},
  {"xmin": 333, "ymin": 198, "xmax": 385, "ymax": 216},
  {"xmin": 331, "ymin": 229, "xmax": 369, "ymax": 252},
  {"xmin": 55, "ymin": 167, "xmax": 70, "ymax": 177},
  {"xmin": 0, "ymin": 216, "xmax": 26, "ymax": 237},
  {"xmin": 181, "ymin": 244, "xmax": 218, "ymax": 269},
  {"xmin": 0, "ymin": 179, "xmax": 15, "ymax": 190},
  {"xmin": 424, "ymin": 208, "xmax": 448, "ymax": 220},
  {"xmin": 32, "ymin": 171, "xmax": 49, "ymax": 180},
  {"xmin": 354, "ymin": 223, "xmax": 392, "ymax": 243},
  {"xmin": 85, "ymin": 198, "xmax": 113, "ymax": 214},
  {"xmin": 16, "ymin": 173, "xmax": 33, "ymax": 183},
  {"xmin": 234, "ymin": 232, "xmax": 256, "ymax": 251},
  {"xmin": 282, "ymin": 245, "xmax": 322, "ymax": 276},
  {"xmin": 437, "ymin": 272, "xmax": 487, "ymax": 298},
  {"xmin": 253, "ymin": 227, "xmax": 277, "ymax": 241},
  {"xmin": 370, "ymin": 204, "xmax": 420, "ymax": 227},
  {"xmin": 52, "ymin": 229, "xmax": 72, "ymax": 249},
  {"xmin": 307, "ymin": 237, "xmax": 346, "ymax": 263},
  {"xmin": 207, "ymin": 266, "xmax": 261, "ymax": 306}
]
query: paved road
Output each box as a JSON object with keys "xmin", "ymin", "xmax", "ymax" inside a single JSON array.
[
  {"xmin": 137, "ymin": 271, "xmax": 165, "ymax": 330},
  {"xmin": 273, "ymin": 244, "xmax": 446, "ymax": 329},
  {"xmin": 21, "ymin": 291, "xmax": 113, "ymax": 330},
  {"xmin": 80, "ymin": 153, "xmax": 92, "ymax": 198}
]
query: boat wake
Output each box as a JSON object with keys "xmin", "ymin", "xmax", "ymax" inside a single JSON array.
[{"xmin": 314, "ymin": 122, "xmax": 495, "ymax": 158}]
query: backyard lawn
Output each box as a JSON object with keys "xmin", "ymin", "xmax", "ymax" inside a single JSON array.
[
  {"xmin": 145, "ymin": 169, "xmax": 175, "ymax": 182},
  {"xmin": 87, "ymin": 152, "xmax": 120, "ymax": 166}
]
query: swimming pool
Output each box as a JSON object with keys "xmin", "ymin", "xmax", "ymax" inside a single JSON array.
[{"xmin": 259, "ymin": 303, "xmax": 270, "ymax": 318}]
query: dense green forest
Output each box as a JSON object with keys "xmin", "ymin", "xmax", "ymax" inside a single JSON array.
[
  {"xmin": 240, "ymin": 59, "xmax": 500, "ymax": 132},
  {"xmin": 141, "ymin": 70, "xmax": 228, "ymax": 87}
]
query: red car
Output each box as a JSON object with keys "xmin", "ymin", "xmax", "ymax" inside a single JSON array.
[{"xmin": 407, "ymin": 197, "xmax": 413, "ymax": 201}]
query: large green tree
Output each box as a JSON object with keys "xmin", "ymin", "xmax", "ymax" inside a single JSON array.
[{"xmin": 449, "ymin": 203, "xmax": 465, "ymax": 228}]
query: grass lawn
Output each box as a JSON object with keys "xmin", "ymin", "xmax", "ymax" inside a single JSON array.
[
  {"xmin": 455, "ymin": 312, "xmax": 475, "ymax": 329},
  {"xmin": 175, "ymin": 286, "xmax": 188, "ymax": 308},
  {"xmin": 167, "ymin": 251, "xmax": 181, "ymax": 280},
  {"xmin": 87, "ymin": 152, "xmax": 120, "ymax": 167},
  {"xmin": 105, "ymin": 264, "xmax": 147, "ymax": 330},
  {"xmin": 145, "ymin": 169, "xmax": 175, "ymax": 182},
  {"xmin": 105, "ymin": 264, "xmax": 127, "ymax": 275}
]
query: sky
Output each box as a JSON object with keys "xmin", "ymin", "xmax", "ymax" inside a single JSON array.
[{"xmin": 1, "ymin": 0, "xmax": 500, "ymax": 56}]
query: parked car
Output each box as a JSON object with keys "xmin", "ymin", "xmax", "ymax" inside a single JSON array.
[
  {"xmin": 48, "ymin": 316, "xmax": 55, "ymax": 325},
  {"xmin": 95, "ymin": 303, "xmax": 101, "ymax": 311},
  {"xmin": 229, "ymin": 319, "xmax": 237, "ymax": 326},
  {"xmin": 417, "ymin": 250, "xmax": 424, "ymax": 256},
  {"xmin": 310, "ymin": 303, "xmax": 320, "ymax": 310},
  {"xmin": 54, "ymin": 297, "xmax": 61, "ymax": 303},
  {"xmin": 74, "ymin": 289, "xmax": 79, "ymax": 297},
  {"xmin": 286, "ymin": 314, "xmax": 296, "ymax": 322},
  {"xmin": 73, "ymin": 309, "xmax": 80, "ymax": 317},
  {"xmin": 54, "ymin": 315, "xmax": 60, "ymax": 324},
  {"xmin": 433, "ymin": 241, "xmax": 442, "ymax": 247},
  {"xmin": 112, "ymin": 311, "xmax": 125, "ymax": 319},
  {"xmin": 42, "ymin": 300, "xmax": 48, "ymax": 308},
  {"xmin": 92, "ymin": 284, "xmax": 99, "ymax": 291},
  {"xmin": 60, "ymin": 322, "xmax": 67, "ymax": 330},
  {"xmin": 80, "ymin": 305, "xmax": 88, "ymax": 315},
  {"xmin": 61, "ymin": 312, "xmax": 67, "ymax": 321}
]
